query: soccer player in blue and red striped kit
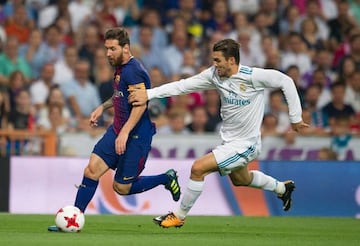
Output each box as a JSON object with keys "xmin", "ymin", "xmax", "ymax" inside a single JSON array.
[{"xmin": 48, "ymin": 27, "xmax": 181, "ymax": 231}]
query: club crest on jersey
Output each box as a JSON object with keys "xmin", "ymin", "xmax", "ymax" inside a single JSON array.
[
  {"xmin": 240, "ymin": 83, "xmax": 246, "ymax": 91},
  {"xmin": 115, "ymin": 75, "xmax": 120, "ymax": 83}
]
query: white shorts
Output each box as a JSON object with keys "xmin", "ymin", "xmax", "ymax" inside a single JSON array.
[{"xmin": 212, "ymin": 141, "xmax": 260, "ymax": 176}]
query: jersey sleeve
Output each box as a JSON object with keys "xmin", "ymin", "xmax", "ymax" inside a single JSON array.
[
  {"xmin": 147, "ymin": 67, "xmax": 216, "ymax": 99},
  {"xmin": 125, "ymin": 63, "xmax": 150, "ymax": 89},
  {"xmin": 252, "ymin": 68, "xmax": 303, "ymax": 124}
]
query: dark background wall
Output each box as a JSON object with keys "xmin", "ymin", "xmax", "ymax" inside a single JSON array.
[{"xmin": 0, "ymin": 157, "xmax": 9, "ymax": 212}]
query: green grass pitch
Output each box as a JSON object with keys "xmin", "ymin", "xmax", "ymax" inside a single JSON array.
[{"xmin": 0, "ymin": 214, "xmax": 359, "ymax": 246}]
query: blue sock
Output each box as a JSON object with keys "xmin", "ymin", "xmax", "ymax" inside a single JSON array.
[
  {"xmin": 129, "ymin": 174, "xmax": 168, "ymax": 194},
  {"xmin": 74, "ymin": 176, "xmax": 98, "ymax": 212}
]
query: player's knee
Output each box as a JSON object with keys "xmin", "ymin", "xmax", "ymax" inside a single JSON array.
[
  {"xmin": 230, "ymin": 176, "xmax": 252, "ymax": 186},
  {"xmin": 190, "ymin": 161, "xmax": 206, "ymax": 179},
  {"xmin": 113, "ymin": 182, "xmax": 130, "ymax": 195},
  {"xmin": 84, "ymin": 166, "xmax": 98, "ymax": 180}
]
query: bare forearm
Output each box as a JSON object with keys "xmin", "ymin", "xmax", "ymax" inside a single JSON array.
[
  {"xmin": 121, "ymin": 105, "xmax": 146, "ymax": 134},
  {"xmin": 101, "ymin": 97, "xmax": 113, "ymax": 110}
]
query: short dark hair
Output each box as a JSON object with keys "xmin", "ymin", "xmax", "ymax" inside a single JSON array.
[
  {"xmin": 213, "ymin": 39, "xmax": 240, "ymax": 64},
  {"xmin": 104, "ymin": 27, "xmax": 130, "ymax": 47},
  {"xmin": 330, "ymin": 81, "xmax": 346, "ymax": 91}
]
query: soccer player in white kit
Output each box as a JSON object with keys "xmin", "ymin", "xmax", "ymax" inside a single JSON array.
[{"xmin": 129, "ymin": 39, "xmax": 309, "ymax": 228}]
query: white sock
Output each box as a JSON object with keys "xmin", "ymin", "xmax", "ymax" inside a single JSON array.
[
  {"xmin": 249, "ymin": 170, "xmax": 285, "ymax": 195},
  {"xmin": 176, "ymin": 179, "xmax": 204, "ymax": 220}
]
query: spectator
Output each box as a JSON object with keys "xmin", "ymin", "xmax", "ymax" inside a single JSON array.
[
  {"xmin": 7, "ymin": 88, "xmax": 36, "ymax": 130},
  {"xmin": 227, "ymin": 12, "xmax": 257, "ymax": 49},
  {"xmin": 258, "ymin": 0, "xmax": 281, "ymax": 36},
  {"xmin": 237, "ymin": 28, "xmax": 264, "ymax": 67},
  {"xmin": 335, "ymin": 55, "xmax": 357, "ymax": 83},
  {"xmin": 36, "ymin": 85, "xmax": 72, "ymax": 133},
  {"xmin": 162, "ymin": 29, "xmax": 188, "ymax": 79},
  {"xmin": 6, "ymin": 70, "xmax": 27, "ymax": 111},
  {"xmin": 227, "ymin": 0, "xmax": 259, "ymax": 16},
  {"xmin": 309, "ymin": 68, "xmax": 332, "ymax": 109},
  {"xmin": 29, "ymin": 63, "xmax": 55, "ymax": 110},
  {"xmin": 0, "ymin": 36, "xmax": 32, "ymax": 85},
  {"xmin": 68, "ymin": 0, "xmax": 92, "ymax": 32},
  {"xmin": 38, "ymin": 0, "xmax": 70, "ymax": 29},
  {"xmin": 114, "ymin": 0, "xmax": 141, "ymax": 27},
  {"xmin": 330, "ymin": 115, "xmax": 353, "ymax": 160},
  {"xmin": 147, "ymin": 67, "xmax": 169, "ymax": 128},
  {"xmin": 157, "ymin": 106, "xmax": 190, "ymax": 135},
  {"xmin": 3, "ymin": 0, "xmax": 35, "ymax": 20},
  {"xmin": 135, "ymin": 24, "xmax": 171, "ymax": 78},
  {"xmin": 261, "ymin": 113, "xmax": 281, "ymax": 137},
  {"xmin": 303, "ymin": 83, "xmax": 329, "ymax": 130},
  {"xmin": 331, "ymin": 27, "xmax": 360, "ymax": 69},
  {"xmin": 252, "ymin": 11, "xmax": 276, "ymax": 43},
  {"xmin": 180, "ymin": 49, "xmax": 198, "ymax": 77},
  {"xmin": 344, "ymin": 70, "xmax": 360, "ymax": 113},
  {"xmin": 302, "ymin": 49, "xmax": 336, "ymax": 88},
  {"xmin": 130, "ymin": 8, "xmax": 168, "ymax": 50},
  {"xmin": 263, "ymin": 46, "xmax": 281, "ymax": 69},
  {"xmin": 18, "ymin": 28, "xmax": 45, "ymax": 79},
  {"xmin": 36, "ymin": 24, "xmax": 66, "ymax": 66},
  {"xmin": 37, "ymin": 102, "xmax": 71, "ymax": 135},
  {"xmin": 53, "ymin": 45, "xmax": 77, "ymax": 85},
  {"xmin": 203, "ymin": 0, "xmax": 233, "ymax": 37},
  {"xmin": 327, "ymin": 0, "xmax": 358, "ymax": 50},
  {"xmin": 349, "ymin": 0, "xmax": 360, "ymax": 25},
  {"xmin": 60, "ymin": 59, "xmax": 101, "ymax": 129},
  {"xmin": 279, "ymin": 5, "xmax": 300, "ymax": 36},
  {"xmin": 186, "ymin": 105, "xmax": 212, "ymax": 134},
  {"xmin": 299, "ymin": 17, "xmax": 325, "ymax": 59},
  {"xmin": 77, "ymin": 24, "xmax": 102, "ymax": 80},
  {"xmin": 321, "ymin": 81, "xmax": 356, "ymax": 127},
  {"xmin": 4, "ymin": 4, "xmax": 34, "ymax": 44},
  {"xmin": 54, "ymin": 14, "xmax": 74, "ymax": 46},
  {"xmin": 337, "ymin": 34, "xmax": 360, "ymax": 71},
  {"xmin": 6, "ymin": 88, "xmax": 37, "ymax": 154},
  {"xmin": 267, "ymin": 89, "xmax": 291, "ymax": 133},
  {"xmin": 280, "ymin": 32, "xmax": 312, "ymax": 76},
  {"xmin": 294, "ymin": 0, "xmax": 329, "ymax": 41},
  {"xmin": 299, "ymin": 107, "xmax": 329, "ymax": 136},
  {"xmin": 92, "ymin": 0, "xmax": 118, "ymax": 28},
  {"xmin": 202, "ymin": 89, "xmax": 221, "ymax": 132},
  {"xmin": 260, "ymin": 35, "xmax": 279, "ymax": 68},
  {"xmin": 92, "ymin": 47, "xmax": 111, "ymax": 85}
]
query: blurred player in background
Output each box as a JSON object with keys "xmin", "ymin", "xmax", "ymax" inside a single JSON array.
[
  {"xmin": 129, "ymin": 38, "xmax": 309, "ymax": 228},
  {"xmin": 48, "ymin": 27, "xmax": 181, "ymax": 231}
]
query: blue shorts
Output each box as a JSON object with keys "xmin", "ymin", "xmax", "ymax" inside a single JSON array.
[{"xmin": 93, "ymin": 126, "xmax": 152, "ymax": 184}]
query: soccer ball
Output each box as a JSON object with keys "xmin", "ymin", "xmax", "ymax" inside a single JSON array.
[{"xmin": 55, "ymin": 205, "xmax": 85, "ymax": 232}]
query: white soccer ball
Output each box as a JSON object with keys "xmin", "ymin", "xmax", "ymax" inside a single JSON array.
[{"xmin": 55, "ymin": 205, "xmax": 85, "ymax": 232}]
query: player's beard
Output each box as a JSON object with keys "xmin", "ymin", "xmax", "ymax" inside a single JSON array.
[
  {"xmin": 217, "ymin": 66, "xmax": 231, "ymax": 78},
  {"xmin": 109, "ymin": 51, "xmax": 123, "ymax": 67}
]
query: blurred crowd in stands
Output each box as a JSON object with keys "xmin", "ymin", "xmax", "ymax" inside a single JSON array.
[{"xmin": 0, "ymin": 0, "xmax": 359, "ymax": 160}]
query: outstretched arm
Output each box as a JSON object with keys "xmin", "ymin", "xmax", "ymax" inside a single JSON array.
[{"xmin": 128, "ymin": 68, "xmax": 216, "ymax": 106}]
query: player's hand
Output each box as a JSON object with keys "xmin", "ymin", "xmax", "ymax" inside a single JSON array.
[
  {"xmin": 128, "ymin": 88, "xmax": 148, "ymax": 106},
  {"xmin": 115, "ymin": 131, "xmax": 129, "ymax": 155},
  {"xmin": 291, "ymin": 120, "xmax": 310, "ymax": 134},
  {"xmin": 89, "ymin": 106, "xmax": 103, "ymax": 127}
]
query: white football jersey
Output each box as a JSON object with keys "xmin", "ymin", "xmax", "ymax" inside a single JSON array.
[{"xmin": 147, "ymin": 65, "xmax": 302, "ymax": 144}]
